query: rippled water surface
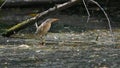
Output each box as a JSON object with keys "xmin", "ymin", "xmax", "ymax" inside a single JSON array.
[{"xmin": 0, "ymin": 29, "xmax": 120, "ymax": 68}]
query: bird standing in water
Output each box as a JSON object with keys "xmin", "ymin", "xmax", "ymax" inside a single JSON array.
[{"xmin": 35, "ymin": 18, "xmax": 59, "ymax": 45}]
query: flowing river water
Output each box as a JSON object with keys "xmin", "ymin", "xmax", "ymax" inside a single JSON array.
[{"xmin": 0, "ymin": 8, "xmax": 120, "ymax": 68}]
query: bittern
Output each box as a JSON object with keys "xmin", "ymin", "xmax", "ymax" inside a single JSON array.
[{"xmin": 35, "ymin": 18, "xmax": 59, "ymax": 45}]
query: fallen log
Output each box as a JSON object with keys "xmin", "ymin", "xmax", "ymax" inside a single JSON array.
[{"xmin": 2, "ymin": 0, "xmax": 80, "ymax": 37}]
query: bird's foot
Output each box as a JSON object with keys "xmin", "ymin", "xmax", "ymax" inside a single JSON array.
[
  {"xmin": 37, "ymin": 43, "xmax": 45, "ymax": 48},
  {"xmin": 41, "ymin": 42, "xmax": 46, "ymax": 46}
]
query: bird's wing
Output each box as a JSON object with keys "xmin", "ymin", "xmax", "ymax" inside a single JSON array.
[{"xmin": 35, "ymin": 23, "xmax": 44, "ymax": 34}]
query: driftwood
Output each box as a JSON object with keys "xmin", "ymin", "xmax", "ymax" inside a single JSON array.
[{"xmin": 2, "ymin": 0, "xmax": 80, "ymax": 37}]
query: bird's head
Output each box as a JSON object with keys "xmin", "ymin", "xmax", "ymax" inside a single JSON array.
[{"xmin": 45, "ymin": 18, "xmax": 59, "ymax": 24}]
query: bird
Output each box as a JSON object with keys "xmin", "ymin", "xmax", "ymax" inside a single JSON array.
[{"xmin": 35, "ymin": 18, "xmax": 59, "ymax": 45}]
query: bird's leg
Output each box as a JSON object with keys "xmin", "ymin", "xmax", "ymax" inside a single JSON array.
[
  {"xmin": 41, "ymin": 34, "xmax": 48, "ymax": 45},
  {"xmin": 41, "ymin": 35, "xmax": 46, "ymax": 45}
]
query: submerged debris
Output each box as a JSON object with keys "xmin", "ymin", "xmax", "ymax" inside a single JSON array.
[{"xmin": 17, "ymin": 44, "xmax": 30, "ymax": 49}]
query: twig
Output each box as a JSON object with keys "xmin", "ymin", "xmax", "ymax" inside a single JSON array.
[
  {"xmin": 0, "ymin": 0, "xmax": 7, "ymax": 9},
  {"xmin": 35, "ymin": 22, "xmax": 39, "ymax": 29},
  {"xmin": 83, "ymin": 0, "xmax": 90, "ymax": 23},
  {"xmin": 90, "ymin": 0, "xmax": 115, "ymax": 43}
]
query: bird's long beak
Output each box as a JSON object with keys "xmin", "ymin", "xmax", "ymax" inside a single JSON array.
[
  {"xmin": 52, "ymin": 18, "xmax": 59, "ymax": 22},
  {"xmin": 54, "ymin": 18, "xmax": 60, "ymax": 21}
]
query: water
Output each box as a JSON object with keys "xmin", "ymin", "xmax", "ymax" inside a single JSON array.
[
  {"xmin": 0, "ymin": 8, "xmax": 120, "ymax": 67},
  {"xmin": 0, "ymin": 30, "xmax": 119, "ymax": 67}
]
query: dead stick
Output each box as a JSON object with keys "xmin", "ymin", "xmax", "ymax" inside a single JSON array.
[{"xmin": 2, "ymin": 0, "xmax": 80, "ymax": 37}]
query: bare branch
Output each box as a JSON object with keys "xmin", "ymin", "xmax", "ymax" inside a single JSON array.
[
  {"xmin": 90, "ymin": 0, "xmax": 115, "ymax": 43},
  {"xmin": 0, "ymin": 0, "xmax": 7, "ymax": 9},
  {"xmin": 83, "ymin": 0, "xmax": 90, "ymax": 23},
  {"xmin": 2, "ymin": 0, "xmax": 80, "ymax": 37}
]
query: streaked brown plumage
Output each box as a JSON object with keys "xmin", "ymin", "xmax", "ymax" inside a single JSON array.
[{"xmin": 35, "ymin": 18, "xmax": 59, "ymax": 45}]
